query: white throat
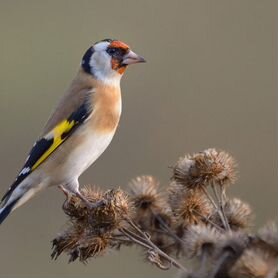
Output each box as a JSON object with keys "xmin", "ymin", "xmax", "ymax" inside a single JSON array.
[
  {"xmin": 92, "ymin": 68, "xmax": 121, "ymax": 86},
  {"xmin": 89, "ymin": 42, "xmax": 122, "ymax": 86}
]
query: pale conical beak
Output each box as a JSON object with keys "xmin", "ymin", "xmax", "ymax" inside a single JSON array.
[{"xmin": 122, "ymin": 50, "xmax": 146, "ymax": 65}]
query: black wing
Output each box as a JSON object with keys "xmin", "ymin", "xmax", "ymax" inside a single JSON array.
[{"xmin": 1, "ymin": 102, "xmax": 92, "ymax": 204}]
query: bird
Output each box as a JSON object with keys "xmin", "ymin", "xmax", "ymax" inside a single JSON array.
[{"xmin": 0, "ymin": 39, "xmax": 145, "ymax": 224}]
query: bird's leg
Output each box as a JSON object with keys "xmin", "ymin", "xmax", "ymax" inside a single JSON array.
[
  {"xmin": 75, "ymin": 191, "xmax": 105, "ymax": 209},
  {"xmin": 64, "ymin": 180, "xmax": 105, "ymax": 209},
  {"xmin": 58, "ymin": 185, "xmax": 70, "ymax": 197}
]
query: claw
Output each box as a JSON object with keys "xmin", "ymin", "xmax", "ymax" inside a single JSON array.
[{"xmin": 75, "ymin": 192, "xmax": 106, "ymax": 210}]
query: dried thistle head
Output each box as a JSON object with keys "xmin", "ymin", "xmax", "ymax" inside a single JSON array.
[
  {"xmin": 228, "ymin": 224, "xmax": 278, "ymax": 277},
  {"xmin": 53, "ymin": 187, "xmax": 132, "ymax": 262},
  {"xmin": 169, "ymin": 185, "xmax": 213, "ymax": 228},
  {"xmin": 51, "ymin": 224, "xmax": 84, "ymax": 260},
  {"xmin": 217, "ymin": 231, "xmax": 250, "ymax": 255},
  {"xmin": 128, "ymin": 176, "xmax": 168, "ymax": 228},
  {"xmin": 167, "ymin": 181, "xmax": 185, "ymax": 210},
  {"xmin": 128, "ymin": 176, "xmax": 165, "ymax": 210},
  {"xmin": 172, "ymin": 149, "xmax": 237, "ymax": 189},
  {"xmin": 62, "ymin": 186, "xmax": 102, "ymax": 220},
  {"xmin": 73, "ymin": 233, "xmax": 111, "ymax": 262},
  {"xmin": 52, "ymin": 226, "xmax": 111, "ymax": 262},
  {"xmin": 89, "ymin": 188, "xmax": 131, "ymax": 233},
  {"xmin": 210, "ymin": 231, "xmax": 251, "ymax": 277},
  {"xmin": 63, "ymin": 187, "xmax": 130, "ymax": 233},
  {"xmin": 183, "ymin": 224, "xmax": 221, "ymax": 258},
  {"xmin": 229, "ymin": 246, "xmax": 278, "ymax": 278},
  {"xmin": 213, "ymin": 198, "xmax": 253, "ymax": 231},
  {"xmin": 128, "ymin": 176, "xmax": 174, "ymax": 253},
  {"xmin": 257, "ymin": 222, "xmax": 278, "ymax": 255}
]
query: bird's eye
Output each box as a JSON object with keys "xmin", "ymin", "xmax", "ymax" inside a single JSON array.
[
  {"xmin": 107, "ymin": 47, "xmax": 124, "ymax": 57},
  {"xmin": 107, "ymin": 48, "xmax": 116, "ymax": 55}
]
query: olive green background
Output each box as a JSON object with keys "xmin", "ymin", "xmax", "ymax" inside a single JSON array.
[{"xmin": 0, "ymin": 0, "xmax": 277, "ymax": 277}]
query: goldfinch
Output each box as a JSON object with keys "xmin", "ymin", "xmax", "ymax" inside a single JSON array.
[{"xmin": 0, "ymin": 39, "xmax": 145, "ymax": 224}]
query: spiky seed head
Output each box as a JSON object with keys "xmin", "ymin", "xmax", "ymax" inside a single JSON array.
[
  {"xmin": 228, "ymin": 224, "xmax": 278, "ymax": 277},
  {"xmin": 172, "ymin": 155, "xmax": 196, "ymax": 188},
  {"xmin": 172, "ymin": 149, "xmax": 237, "ymax": 189},
  {"xmin": 216, "ymin": 230, "xmax": 250, "ymax": 259},
  {"xmin": 229, "ymin": 246, "xmax": 278, "ymax": 278},
  {"xmin": 221, "ymin": 198, "xmax": 253, "ymax": 230},
  {"xmin": 56, "ymin": 228, "xmax": 110, "ymax": 263},
  {"xmin": 128, "ymin": 175, "xmax": 165, "ymax": 210},
  {"xmin": 73, "ymin": 234, "xmax": 110, "ymax": 262},
  {"xmin": 257, "ymin": 222, "xmax": 278, "ymax": 254},
  {"xmin": 89, "ymin": 188, "xmax": 131, "ymax": 233},
  {"xmin": 53, "ymin": 187, "xmax": 132, "ymax": 262},
  {"xmin": 183, "ymin": 224, "xmax": 221, "ymax": 258},
  {"xmin": 128, "ymin": 176, "xmax": 174, "ymax": 252},
  {"xmin": 167, "ymin": 181, "xmax": 186, "ymax": 209},
  {"xmin": 128, "ymin": 176, "xmax": 169, "ymax": 228},
  {"xmin": 62, "ymin": 186, "xmax": 102, "ymax": 220},
  {"xmin": 64, "ymin": 186, "xmax": 131, "ymax": 233},
  {"xmin": 170, "ymin": 188, "xmax": 213, "ymax": 227},
  {"xmin": 51, "ymin": 224, "xmax": 85, "ymax": 261}
]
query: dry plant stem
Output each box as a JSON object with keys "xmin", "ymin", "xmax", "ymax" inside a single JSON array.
[
  {"xmin": 219, "ymin": 188, "xmax": 230, "ymax": 229},
  {"xmin": 209, "ymin": 251, "xmax": 231, "ymax": 278},
  {"xmin": 212, "ymin": 183, "xmax": 230, "ymax": 229},
  {"xmin": 211, "ymin": 183, "xmax": 230, "ymax": 230},
  {"xmin": 201, "ymin": 185, "xmax": 227, "ymax": 230},
  {"xmin": 120, "ymin": 228, "xmax": 153, "ymax": 249},
  {"xmin": 151, "ymin": 209, "xmax": 186, "ymax": 244},
  {"xmin": 124, "ymin": 218, "xmax": 188, "ymax": 273},
  {"xmin": 192, "ymin": 209, "xmax": 225, "ymax": 231},
  {"xmin": 157, "ymin": 218, "xmax": 185, "ymax": 244},
  {"xmin": 111, "ymin": 234, "xmax": 133, "ymax": 244},
  {"xmin": 197, "ymin": 251, "xmax": 210, "ymax": 277},
  {"xmin": 200, "ymin": 185, "xmax": 218, "ymax": 210},
  {"xmin": 120, "ymin": 227, "xmax": 186, "ymax": 271}
]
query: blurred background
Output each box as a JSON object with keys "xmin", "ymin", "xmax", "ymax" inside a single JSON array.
[{"xmin": 0, "ymin": 0, "xmax": 277, "ymax": 277}]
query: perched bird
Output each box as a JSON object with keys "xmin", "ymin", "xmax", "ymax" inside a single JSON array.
[{"xmin": 0, "ymin": 39, "xmax": 145, "ymax": 224}]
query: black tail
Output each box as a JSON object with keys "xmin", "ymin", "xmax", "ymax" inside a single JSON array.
[{"xmin": 0, "ymin": 199, "xmax": 19, "ymax": 225}]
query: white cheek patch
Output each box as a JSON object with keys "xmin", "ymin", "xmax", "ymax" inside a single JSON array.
[
  {"xmin": 90, "ymin": 51, "xmax": 121, "ymax": 86},
  {"xmin": 91, "ymin": 51, "xmax": 111, "ymax": 70}
]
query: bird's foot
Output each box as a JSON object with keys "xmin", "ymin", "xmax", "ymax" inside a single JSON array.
[
  {"xmin": 87, "ymin": 199, "xmax": 106, "ymax": 209},
  {"xmin": 76, "ymin": 192, "xmax": 106, "ymax": 209}
]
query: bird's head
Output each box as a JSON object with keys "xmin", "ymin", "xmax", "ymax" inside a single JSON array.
[{"xmin": 81, "ymin": 39, "xmax": 145, "ymax": 84}]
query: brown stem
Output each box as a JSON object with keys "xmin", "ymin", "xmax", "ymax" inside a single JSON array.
[
  {"xmin": 195, "ymin": 249, "xmax": 211, "ymax": 277},
  {"xmin": 120, "ymin": 228, "xmax": 153, "ymax": 249},
  {"xmin": 219, "ymin": 187, "xmax": 230, "ymax": 230},
  {"xmin": 151, "ymin": 209, "xmax": 185, "ymax": 244},
  {"xmin": 192, "ymin": 209, "xmax": 225, "ymax": 231},
  {"xmin": 209, "ymin": 251, "xmax": 231, "ymax": 278},
  {"xmin": 124, "ymin": 218, "xmax": 188, "ymax": 272},
  {"xmin": 200, "ymin": 185, "xmax": 218, "ymax": 209},
  {"xmin": 202, "ymin": 185, "xmax": 227, "ymax": 230}
]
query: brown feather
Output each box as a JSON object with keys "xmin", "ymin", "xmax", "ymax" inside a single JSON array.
[{"xmin": 42, "ymin": 69, "xmax": 97, "ymax": 135}]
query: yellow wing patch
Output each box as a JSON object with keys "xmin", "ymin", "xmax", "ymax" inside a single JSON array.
[
  {"xmin": 31, "ymin": 120, "xmax": 75, "ymax": 170},
  {"xmin": 1, "ymin": 101, "xmax": 91, "ymax": 204}
]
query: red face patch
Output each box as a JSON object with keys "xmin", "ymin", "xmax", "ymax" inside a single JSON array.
[
  {"xmin": 111, "ymin": 57, "xmax": 127, "ymax": 74},
  {"xmin": 117, "ymin": 66, "xmax": 127, "ymax": 74},
  {"xmin": 109, "ymin": 40, "xmax": 130, "ymax": 50}
]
